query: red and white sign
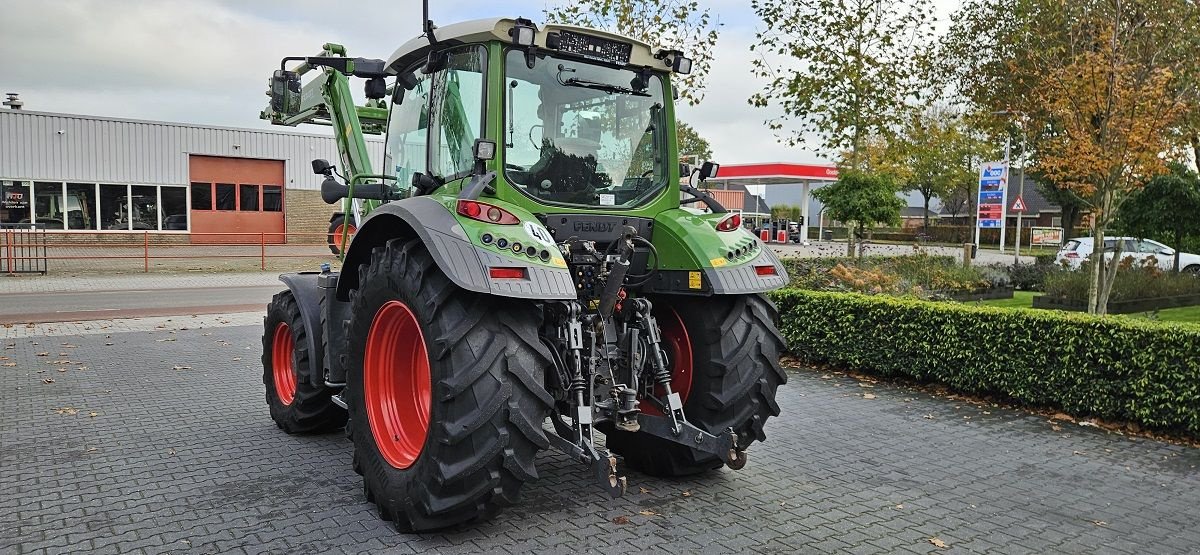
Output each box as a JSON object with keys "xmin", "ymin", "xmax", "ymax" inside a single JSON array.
[{"xmin": 1010, "ymin": 195, "xmax": 1027, "ymax": 213}]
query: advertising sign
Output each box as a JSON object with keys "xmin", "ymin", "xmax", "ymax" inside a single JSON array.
[
  {"xmin": 1031, "ymin": 227, "xmax": 1064, "ymax": 247},
  {"xmin": 2, "ymin": 181, "xmax": 30, "ymax": 210},
  {"xmin": 977, "ymin": 162, "xmax": 1008, "ymax": 230}
]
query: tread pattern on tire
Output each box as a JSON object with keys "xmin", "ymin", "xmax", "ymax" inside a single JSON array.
[
  {"xmin": 261, "ymin": 291, "xmax": 347, "ymax": 434},
  {"xmin": 344, "ymin": 237, "xmax": 553, "ymax": 532},
  {"xmin": 604, "ymin": 294, "xmax": 787, "ymax": 477}
]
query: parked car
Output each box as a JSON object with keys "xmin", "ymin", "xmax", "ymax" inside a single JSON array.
[{"xmin": 1056, "ymin": 237, "xmax": 1200, "ymax": 273}]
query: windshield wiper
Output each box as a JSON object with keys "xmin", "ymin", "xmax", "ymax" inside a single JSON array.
[{"xmin": 562, "ymin": 77, "xmax": 649, "ymax": 97}]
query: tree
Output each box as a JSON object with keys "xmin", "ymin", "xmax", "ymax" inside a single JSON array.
[
  {"xmin": 749, "ymin": 0, "xmax": 937, "ymax": 169},
  {"xmin": 543, "ymin": 0, "xmax": 721, "ymax": 105},
  {"xmin": 676, "ymin": 120, "xmax": 713, "ymax": 161},
  {"xmin": 892, "ymin": 108, "xmax": 981, "ymax": 231},
  {"xmin": 812, "ymin": 171, "xmax": 904, "ymax": 257},
  {"xmin": 941, "ymin": 0, "xmax": 1194, "ymax": 314},
  {"xmin": 1116, "ymin": 163, "xmax": 1200, "ymax": 272}
]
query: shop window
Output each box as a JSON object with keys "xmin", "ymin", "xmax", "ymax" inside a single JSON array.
[
  {"xmin": 191, "ymin": 182, "xmax": 212, "ymax": 210},
  {"xmin": 263, "ymin": 185, "xmax": 282, "ymax": 212},
  {"xmin": 33, "ymin": 182, "xmax": 65, "ymax": 229},
  {"xmin": 1, "ymin": 180, "xmax": 32, "ymax": 225},
  {"xmin": 240, "ymin": 184, "xmax": 260, "ymax": 211},
  {"xmin": 130, "ymin": 185, "xmax": 159, "ymax": 230},
  {"xmin": 65, "ymin": 183, "xmax": 98, "ymax": 230},
  {"xmin": 215, "ymin": 183, "xmax": 236, "ymax": 211},
  {"xmin": 162, "ymin": 187, "xmax": 188, "ymax": 230},
  {"xmin": 100, "ymin": 184, "xmax": 128, "ymax": 230}
]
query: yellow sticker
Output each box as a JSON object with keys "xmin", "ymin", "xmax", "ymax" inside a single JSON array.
[
  {"xmin": 551, "ymin": 257, "xmax": 567, "ymax": 268},
  {"xmin": 688, "ymin": 271, "xmax": 702, "ymax": 290},
  {"xmin": 710, "ymin": 257, "xmax": 728, "ymax": 267}
]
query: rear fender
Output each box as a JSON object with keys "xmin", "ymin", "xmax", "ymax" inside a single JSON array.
[
  {"xmin": 334, "ymin": 196, "xmax": 575, "ymax": 301},
  {"xmin": 278, "ymin": 272, "xmax": 325, "ymax": 386}
]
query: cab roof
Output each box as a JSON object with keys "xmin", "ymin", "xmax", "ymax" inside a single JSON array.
[{"xmin": 385, "ymin": 17, "xmax": 665, "ymax": 74}]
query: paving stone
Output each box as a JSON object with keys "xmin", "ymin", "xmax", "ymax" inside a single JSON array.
[{"xmin": 2, "ymin": 321, "xmax": 1199, "ymax": 554}]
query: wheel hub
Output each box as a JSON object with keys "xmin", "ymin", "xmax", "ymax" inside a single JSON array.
[
  {"xmin": 271, "ymin": 322, "xmax": 297, "ymax": 406},
  {"xmin": 364, "ymin": 300, "xmax": 432, "ymax": 469}
]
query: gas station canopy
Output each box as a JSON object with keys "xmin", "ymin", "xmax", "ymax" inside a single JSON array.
[{"xmin": 705, "ymin": 162, "xmax": 840, "ymax": 245}]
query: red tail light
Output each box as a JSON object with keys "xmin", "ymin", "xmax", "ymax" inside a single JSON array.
[
  {"xmin": 457, "ymin": 200, "xmax": 520, "ymax": 225},
  {"xmin": 1065, "ymin": 252, "xmax": 1079, "ymax": 259},
  {"xmin": 489, "ymin": 267, "xmax": 527, "ymax": 279},
  {"xmin": 754, "ymin": 265, "xmax": 777, "ymax": 276},
  {"xmin": 715, "ymin": 213, "xmax": 742, "ymax": 232}
]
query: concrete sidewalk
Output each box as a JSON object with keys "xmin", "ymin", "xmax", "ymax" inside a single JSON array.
[{"xmin": 0, "ymin": 271, "xmax": 287, "ymax": 295}]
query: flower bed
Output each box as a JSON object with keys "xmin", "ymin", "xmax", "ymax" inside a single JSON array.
[{"xmin": 784, "ymin": 254, "xmax": 1010, "ymax": 299}]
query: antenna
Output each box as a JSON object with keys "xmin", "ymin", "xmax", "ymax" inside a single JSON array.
[{"xmin": 423, "ymin": 0, "xmax": 437, "ymax": 46}]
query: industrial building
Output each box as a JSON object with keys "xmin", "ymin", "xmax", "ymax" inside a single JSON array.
[{"xmin": 0, "ymin": 107, "xmax": 383, "ymax": 243}]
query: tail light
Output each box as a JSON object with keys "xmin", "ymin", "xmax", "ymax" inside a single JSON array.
[
  {"xmin": 754, "ymin": 265, "xmax": 777, "ymax": 276},
  {"xmin": 715, "ymin": 213, "xmax": 741, "ymax": 232},
  {"xmin": 457, "ymin": 200, "xmax": 520, "ymax": 225},
  {"xmin": 1065, "ymin": 252, "xmax": 1079, "ymax": 259},
  {"xmin": 488, "ymin": 267, "xmax": 527, "ymax": 279}
]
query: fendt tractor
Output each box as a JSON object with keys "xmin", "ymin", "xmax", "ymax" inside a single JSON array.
[{"xmin": 258, "ymin": 6, "xmax": 789, "ymax": 531}]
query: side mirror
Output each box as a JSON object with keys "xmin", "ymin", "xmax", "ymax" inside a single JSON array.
[
  {"xmin": 312, "ymin": 159, "xmax": 334, "ymax": 175},
  {"xmin": 698, "ymin": 161, "xmax": 720, "ymax": 181},
  {"xmin": 270, "ymin": 70, "xmax": 301, "ymax": 116}
]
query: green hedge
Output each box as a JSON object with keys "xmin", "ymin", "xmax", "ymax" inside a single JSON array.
[{"xmin": 769, "ymin": 289, "xmax": 1200, "ymax": 435}]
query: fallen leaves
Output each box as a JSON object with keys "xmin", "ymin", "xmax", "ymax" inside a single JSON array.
[
  {"xmin": 611, "ymin": 516, "xmax": 630, "ymax": 525},
  {"xmin": 929, "ymin": 537, "xmax": 948, "ymax": 548},
  {"xmin": 681, "ymin": 490, "xmax": 692, "ymax": 498},
  {"xmin": 54, "ymin": 407, "xmax": 78, "ymax": 415},
  {"xmin": 36, "ymin": 352, "xmax": 49, "ymax": 357},
  {"xmin": 637, "ymin": 509, "xmax": 661, "ymax": 517},
  {"xmin": 2, "ymin": 362, "xmax": 15, "ymax": 367},
  {"xmin": 172, "ymin": 365, "xmax": 192, "ymax": 371},
  {"xmin": 863, "ymin": 393, "xmax": 877, "ymax": 400},
  {"xmin": 42, "ymin": 378, "xmax": 55, "ymax": 384},
  {"xmin": 638, "ymin": 486, "xmax": 651, "ymax": 494}
]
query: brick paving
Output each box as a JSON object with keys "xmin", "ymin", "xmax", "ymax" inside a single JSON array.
[{"xmin": 2, "ymin": 320, "xmax": 1199, "ymax": 554}]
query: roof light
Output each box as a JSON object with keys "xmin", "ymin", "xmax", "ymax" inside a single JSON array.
[
  {"xmin": 715, "ymin": 213, "xmax": 741, "ymax": 232},
  {"xmin": 457, "ymin": 200, "xmax": 520, "ymax": 225},
  {"xmin": 489, "ymin": 267, "xmax": 527, "ymax": 279},
  {"xmin": 473, "ymin": 139, "xmax": 496, "ymax": 161},
  {"xmin": 509, "ymin": 18, "xmax": 537, "ymax": 47},
  {"xmin": 673, "ymin": 56, "xmax": 693, "ymax": 74}
]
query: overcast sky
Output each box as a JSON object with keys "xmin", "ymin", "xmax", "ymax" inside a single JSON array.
[{"xmin": 0, "ymin": 0, "xmax": 957, "ymax": 167}]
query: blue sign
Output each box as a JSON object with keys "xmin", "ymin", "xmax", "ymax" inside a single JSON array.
[{"xmin": 976, "ymin": 161, "xmax": 1008, "ymax": 231}]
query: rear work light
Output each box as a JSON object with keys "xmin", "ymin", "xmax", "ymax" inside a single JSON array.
[
  {"xmin": 715, "ymin": 213, "xmax": 741, "ymax": 232},
  {"xmin": 489, "ymin": 267, "xmax": 527, "ymax": 279},
  {"xmin": 457, "ymin": 200, "xmax": 520, "ymax": 225},
  {"xmin": 754, "ymin": 265, "xmax": 777, "ymax": 276}
]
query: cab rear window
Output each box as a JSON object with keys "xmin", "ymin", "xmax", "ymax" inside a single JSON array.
[{"xmin": 1064, "ymin": 240, "xmax": 1081, "ymax": 251}]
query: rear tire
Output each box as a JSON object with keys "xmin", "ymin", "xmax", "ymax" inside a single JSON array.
[
  {"xmin": 1185, "ymin": 265, "xmax": 1200, "ymax": 275},
  {"xmin": 345, "ymin": 237, "xmax": 553, "ymax": 532},
  {"xmin": 328, "ymin": 215, "xmax": 356, "ymax": 255},
  {"xmin": 261, "ymin": 291, "xmax": 347, "ymax": 434},
  {"xmin": 605, "ymin": 294, "xmax": 787, "ymax": 477}
]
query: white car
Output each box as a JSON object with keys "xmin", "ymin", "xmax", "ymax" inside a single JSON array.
[{"xmin": 1056, "ymin": 237, "xmax": 1200, "ymax": 273}]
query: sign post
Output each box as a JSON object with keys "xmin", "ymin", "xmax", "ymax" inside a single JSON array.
[{"xmin": 975, "ymin": 161, "xmax": 1009, "ymax": 251}]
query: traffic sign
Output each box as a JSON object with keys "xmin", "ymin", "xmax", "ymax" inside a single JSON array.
[{"xmin": 1010, "ymin": 195, "xmax": 1027, "ymax": 213}]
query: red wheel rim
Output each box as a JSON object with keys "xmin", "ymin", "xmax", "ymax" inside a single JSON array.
[
  {"xmin": 364, "ymin": 300, "xmax": 432, "ymax": 469},
  {"xmin": 332, "ymin": 224, "xmax": 356, "ymax": 252},
  {"xmin": 271, "ymin": 322, "xmax": 297, "ymax": 406},
  {"xmin": 643, "ymin": 306, "xmax": 693, "ymax": 416}
]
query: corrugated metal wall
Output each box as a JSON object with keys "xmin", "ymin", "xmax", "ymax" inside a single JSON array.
[{"xmin": 0, "ymin": 110, "xmax": 385, "ymax": 189}]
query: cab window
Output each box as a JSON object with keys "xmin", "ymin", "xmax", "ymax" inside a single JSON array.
[
  {"xmin": 383, "ymin": 66, "xmax": 432, "ymax": 197},
  {"xmin": 429, "ymin": 46, "xmax": 487, "ymax": 181}
]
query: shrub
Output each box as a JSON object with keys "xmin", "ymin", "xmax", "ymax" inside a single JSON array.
[
  {"xmin": 1034, "ymin": 254, "xmax": 1059, "ymax": 266},
  {"xmin": 1042, "ymin": 258, "xmax": 1200, "ymax": 302},
  {"xmin": 997, "ymin": 262, "xmax": 1054, "ymax": 291},
  {"xmin": 783, "ymin": 254, "xmax": 995, "ymax": 298},
  {"xmin": 769, "ymin": 289, "xmax": 1200, "ymax": 435}
]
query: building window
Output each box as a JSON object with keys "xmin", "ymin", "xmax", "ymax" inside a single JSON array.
[
  {"xmin": 1052, "ymin": 217, "xmax": 1062, "ymax": 227},
  {"xmin": 100, "ymin": 184, "xmax": 128, "ymax": 230},
  {"xmin": 263, "ymin": 185, "xmax": 282, "ymax": 212},
  {"xmin": 215, "ymin": 183, "xmax": 236, "ymax": 211},
  {"xmin": 1, "ymin": 180, "xmax": 32, "ymax": 225},
  {"xmin": 130, "ymin": 185, "xmax": 158, "ymax": 230},
  {"xmin": 191, "ymin": 182, "xmax": 212, "ymax": 210},
  {"xmin": 162, "ymin": 187, "xmax": 188, "ymax": 230},
  {"xmin": 65, "ymin": 183, "xmax": 98, "ymax": 230},
  {"xmin": 33, "ymin": 182, "xmax": 65, "ymax": 229},
  {"xmin": 239, "ymin": 184, "xmax": 259, "ymax": 211}
]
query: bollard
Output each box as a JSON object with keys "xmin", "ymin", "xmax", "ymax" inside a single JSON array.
[
  {"xmin": 261, "ymin": 233, "xmax": 267, "ymax": 270},
  {"xmin": 144, "ymin": 231, "xmax": 150, "ymax": 273},
  {"xmin": 963, "ymin": 242, "xmax": 973, "ymax": 268}
]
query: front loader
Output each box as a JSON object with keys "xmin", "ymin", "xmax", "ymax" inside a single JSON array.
[{"xmin": 258, "ymin": 8, "xmax": 789, "ymax": 532}]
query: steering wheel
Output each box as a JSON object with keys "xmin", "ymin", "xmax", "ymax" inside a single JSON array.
[
  {"xmin": 505, "ymin": 163, "xmax": 527, "ymax": 171},
  {"xmin": 640, "ymin": 170, "xmax": 655, "ymax": 178}
]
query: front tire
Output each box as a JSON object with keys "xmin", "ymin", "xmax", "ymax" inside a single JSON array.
[
  {"xmin": 605, "ymin": 294, "xmax": 787, "ymax": 477},
  {"xmin": 261, "ymin": 291, "xmax": 347, "ymax": 434},
  {"xmin": 345, "ymin": 238, "xmax": 553, "ymax": 532},
  {"xmin": 328, "ymin": 215, "xmax": 356, "ymax": 255}
]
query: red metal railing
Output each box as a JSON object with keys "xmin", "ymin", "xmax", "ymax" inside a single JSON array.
[{"xmin": 1, "ymin": 231, "xmax": 340, "ymax": 275}]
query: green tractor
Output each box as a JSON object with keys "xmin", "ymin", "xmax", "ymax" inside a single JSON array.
[{"xmin": 259, "ymin": 8, "xmax": 788, "ymax": 532}]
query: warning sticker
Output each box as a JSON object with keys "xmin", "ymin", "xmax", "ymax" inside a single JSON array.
[
  {"xmin": 598, "ymin": 194, "xmax": 616, "ymax": 206},
  {"xmin": 710, "ymin": 257, "xmax": 727, "ymax": 268},
  {"xmin": 688, "ymin": 271, "xmax": 702, "ymax": 290}
]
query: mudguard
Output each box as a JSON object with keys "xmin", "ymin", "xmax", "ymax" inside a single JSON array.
[
  {"xmin": 334, "ymin": 196, "xmax": 576, "ymax": 301},
  {"xmin": 277, "ymin": 272, "xmax": 325, "ymax": 386}
]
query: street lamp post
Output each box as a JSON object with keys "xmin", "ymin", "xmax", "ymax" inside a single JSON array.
[{"xmin": 993, "ymin": 109, "xmax": 1026, "ymax": 261}]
